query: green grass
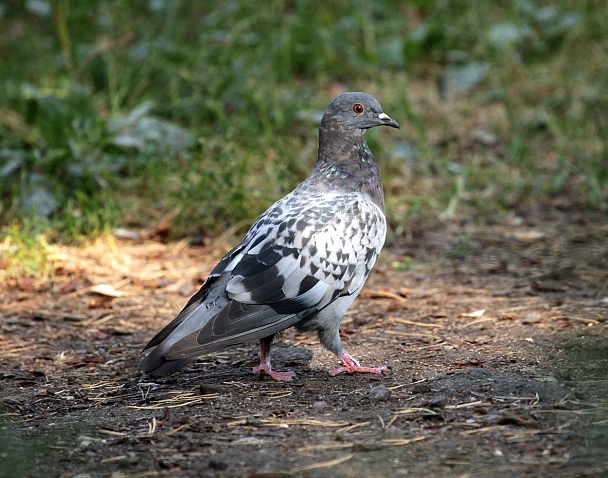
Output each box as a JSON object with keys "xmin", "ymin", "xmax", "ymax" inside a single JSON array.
[
  {"xmin": 0, "ymin": 1, "xmax": 607, "ymax": 271},
  {"xmin": 0, "ymin": 221, "xmax": 51, "ymax": 277}
]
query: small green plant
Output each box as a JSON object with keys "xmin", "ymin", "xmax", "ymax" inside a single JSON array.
[
  {"xmin": 449, "ymin": 232, "xmax": 474, "ymax": 260},
  {"xmin": 391, "ymin": 256, "xmax": 413, "ymax": 271},
  {"xmin": 0, "ymin": 222, "xmax": 51, "ymax": 277}
]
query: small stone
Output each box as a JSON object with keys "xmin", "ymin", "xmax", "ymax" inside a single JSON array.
[
  {"xmin": 352, "ymin": 443, "xmax": 383, "ymax": 452},
  {"xmin": 368, "ymin": 384, "xmax": 391, "ymax": 402},
  {"xmin": 412, "ymin": 382, "xmax": 432, "ymax": 394},
  {"xmin": 208, "ymin": 459, "xmax": 227, "ymax": 470},
  {"xmin": 118, "ymin": 457, "xmax": 140, "ymax": 469},
  {"xmin": 312, "ymin": 400, "xmax": 328, "ymax": 410},
  {"xmin": 427, "ymin": 395, "xmax": 447, "ymax": 408},
  {"xmin": 199, "ymin": 383, "xmax": 224, "ymax": 395},
  {"xmin": 244, "ymin": 417, "xmax": 262, "ymax": 427}
]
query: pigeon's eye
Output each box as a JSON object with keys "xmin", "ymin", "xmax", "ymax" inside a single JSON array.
[{"xmin": 353, "ymin": 103, "xmax": 364, "ymax": 114}]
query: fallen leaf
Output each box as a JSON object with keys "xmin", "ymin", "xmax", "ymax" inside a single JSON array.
[
  {"xmin": 89, "ymin": 284, "xmax": 123, "ymax": 297},
  {"xmin": 508, "ymin": 230, "xmax": 547, "ymax": 242},
  {"xmin": 457, "ymin": 309, "xmax": 486, "ymax": 318}
]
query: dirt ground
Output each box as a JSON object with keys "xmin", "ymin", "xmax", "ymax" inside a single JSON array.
[{"xmin": 1, "ymin": 202, "xmax": 608, "ymax": 478}]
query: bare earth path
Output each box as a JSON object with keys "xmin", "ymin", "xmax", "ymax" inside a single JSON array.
[{"xmin": 1, "ymin": 203, "xmax": 607, "ymax": 477}]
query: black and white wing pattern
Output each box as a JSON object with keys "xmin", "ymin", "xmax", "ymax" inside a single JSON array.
[{"xmin": 139, "ymin": 188, "xmax": 386, "ymax": 374}]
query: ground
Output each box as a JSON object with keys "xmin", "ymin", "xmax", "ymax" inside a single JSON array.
[{"xmin": 1, "ymin": 202, "xmax": 608, "ymax": 478}]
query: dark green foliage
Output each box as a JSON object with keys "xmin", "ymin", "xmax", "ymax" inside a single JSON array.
[{"xmin": 0, "ymin": 0, "xmax": 606, "ymax": 251}]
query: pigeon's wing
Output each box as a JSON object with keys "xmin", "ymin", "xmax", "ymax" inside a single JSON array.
[
  {"xmin": 226, "ymin": 192, "xmax": 387, "ymax": 309},
  {"xmin": 147, "ymin": 192, "xmax": 386, "ymax": 364}
]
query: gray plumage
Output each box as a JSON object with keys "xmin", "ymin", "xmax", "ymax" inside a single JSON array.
[{"xmin": 139, "ymin": 92, "xmax": 399, "ymax": 380}]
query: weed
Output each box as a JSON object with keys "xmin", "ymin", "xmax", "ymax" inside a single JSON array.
[{"xmin": 0, "ymin": 221, "xmax": 51, "ymax": 277}]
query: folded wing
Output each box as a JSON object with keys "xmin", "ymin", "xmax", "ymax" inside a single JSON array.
[{"xmin": 139, "ymin": 191, "xmax": 385, "ymax": 374}]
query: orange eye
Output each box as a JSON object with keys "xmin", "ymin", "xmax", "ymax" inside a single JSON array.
[{"xmin": 353, "ymin": 103, "xmax": 364, "ymax": 114}]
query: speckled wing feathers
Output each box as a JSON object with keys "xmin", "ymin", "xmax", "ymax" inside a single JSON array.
[
  {"xmin": 227, "ymin": 190, "xmax": 385, "ymax": 309},
  {"xmin": 140, "ymin": 189, "xmax": 386, "ymax": 366}
]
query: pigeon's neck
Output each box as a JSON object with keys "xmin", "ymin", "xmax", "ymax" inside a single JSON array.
[{"xmin": 309, "ymin": 123, "xmax": 385, "ymax": 211}]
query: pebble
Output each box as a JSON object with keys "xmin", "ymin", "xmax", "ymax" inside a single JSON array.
[
  {"xmin": 352, "ymin": 442, "xmax": 383, "ymax": 452},
  {"xmin": 427, "ymin": 395, "xmax": 447, "ymax": 408},
  {"xmin": 244, "ymin": 417, "xmax": 262, "ymax": 427},
  {"xmin": 208, "ymin": 459, "xmax": 227, "ymax": 470},
  {"xmin": 199, "ymin": 383, "xmax": 225, "ymax": 395},
  {"xmin": 368, "ymin": 384, "xmax": 391, "ymax": 402}
]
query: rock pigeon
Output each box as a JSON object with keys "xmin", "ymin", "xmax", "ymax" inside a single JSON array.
[{"xmin": 139, "ymin": 92, "xmax": 399, "ymax": 380}]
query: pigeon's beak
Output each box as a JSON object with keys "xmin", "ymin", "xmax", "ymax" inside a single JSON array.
[{"xmin": 377, "ymin": 112, "xmax": 400, "ymax": 129}]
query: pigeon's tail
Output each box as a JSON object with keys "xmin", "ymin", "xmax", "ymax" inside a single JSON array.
[{"xmin": 139, "ymin": 347, "xmax": 192, "ymax": 376}]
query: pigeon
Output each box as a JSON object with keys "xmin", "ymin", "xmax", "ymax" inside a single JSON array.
[{"xmin": 139, "ymin": 92, "xmax": 399, "ymax": 381}]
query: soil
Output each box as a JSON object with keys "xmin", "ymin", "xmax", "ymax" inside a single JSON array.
[{"xmin": 1, "ymin": 203, "xmax": 608, "ymax": 478}]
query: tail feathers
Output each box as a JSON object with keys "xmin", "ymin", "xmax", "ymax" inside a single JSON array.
[{"xmin": 139, "ymin": 347, "xmax": 192, "ymax": 376}]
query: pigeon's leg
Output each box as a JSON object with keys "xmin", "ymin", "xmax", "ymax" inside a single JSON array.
[
  {"xmin": 329, "ymin": 350, "xmax": 389, "ymax": 376},
  {"xmin": 318, "ymin": 327, "xmax": 388, "ymax": 376},
  {"xmin": 252, "ymin": 335, "xmax": 296, "ymax": 381}
]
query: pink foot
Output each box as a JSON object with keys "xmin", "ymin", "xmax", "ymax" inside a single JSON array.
[
  {"xmin": 329, "ymin": 351, "xmax": 389, "ymax": 377},
  {"xmin": 252, "ymin": 364, "xmax": 296, "ymax": 381}
]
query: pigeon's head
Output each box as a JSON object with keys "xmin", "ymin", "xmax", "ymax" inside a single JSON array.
[{"xmin": 321, "ymin": 92, "xmax": 400, "ymax": 131}]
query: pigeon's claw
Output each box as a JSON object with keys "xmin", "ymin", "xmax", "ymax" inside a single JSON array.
[
  {"xmin": 329, "ymin": 351, "xmax": 389, "ymax": 376},
  {"xmin": 253, "ymin": 364, "xmax": 296, "ymax": 381}
]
